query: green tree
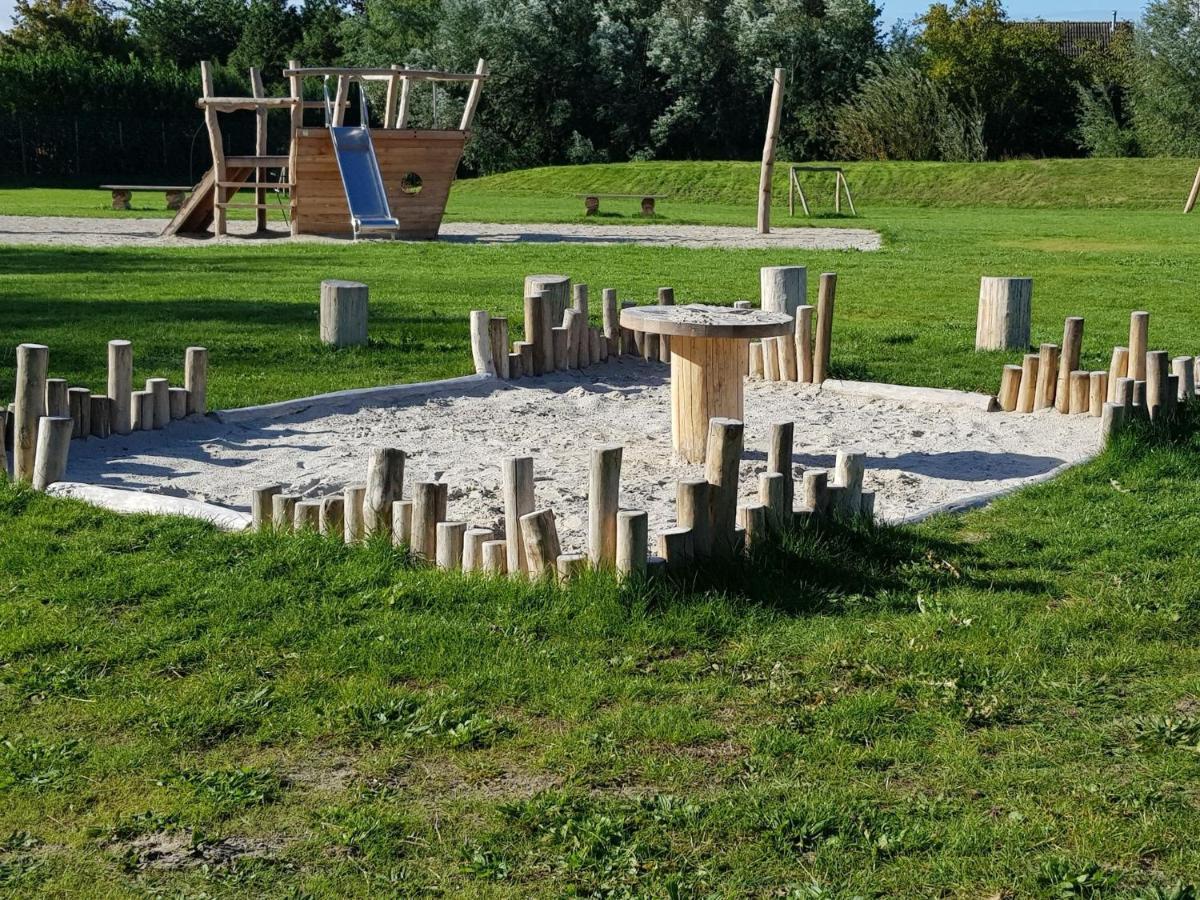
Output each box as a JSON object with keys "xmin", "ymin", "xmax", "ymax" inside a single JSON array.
[
  {"xmin": 126, "ymin": 0, "xmax": 247, "ymax": 67},
  {"xmin": 229, "ymin": 0, "xmax": 302, "ymax": 81},
  {"xmin": 292, "ymin": 0, "xmax": 347, "ymax": 66},
  {"xmin": 1131, "ymin": 0, "xmax": 1200, "ymax": 157},
  {"xmin": 0, "ymin": 0, "xmax": 131, "ymax": 56}
]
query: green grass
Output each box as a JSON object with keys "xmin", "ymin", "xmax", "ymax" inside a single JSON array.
[
  {"xmin": 3, "ymin": 159, "xmax": 1200, "ymax": 894},
  {"xmin": 3, "ymin": 418, "xmax": 1200, "ymax": 896}
]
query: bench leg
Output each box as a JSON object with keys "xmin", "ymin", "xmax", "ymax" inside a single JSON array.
[
  {"xmin": 165, "ymin": 190, "xmax": 185, "ymax": 211},
  {"xmin": 584, "ymin": 195, "xmax": 599, "ymax": 216},
  {"xmin": 111, "ymin": 189, "xmax": 131, "ymax": 211},
  {"xmin": 641, "ymin": 197, "xmax": 656, "ymax": 217}
]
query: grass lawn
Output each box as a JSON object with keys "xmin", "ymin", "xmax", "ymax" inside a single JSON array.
[{"xmin": 2, "ymin": 159, "xmax": 1200, "ymax": 895}]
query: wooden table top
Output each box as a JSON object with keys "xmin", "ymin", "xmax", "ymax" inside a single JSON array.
[{"xmin": 620, "ymin": 304, "xmax": 793, "ymax": 340}]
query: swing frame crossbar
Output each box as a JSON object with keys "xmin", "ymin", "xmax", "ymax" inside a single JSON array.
[{"xmin": 788, "ymin": 165, "xmax": 857, "ymax": 217}]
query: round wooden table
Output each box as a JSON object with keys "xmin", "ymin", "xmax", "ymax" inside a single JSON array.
[{"xmin": 621, "ymin": 304, "xmax": 793, "ymax": 463}]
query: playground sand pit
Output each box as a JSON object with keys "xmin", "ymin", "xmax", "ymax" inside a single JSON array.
[{"xmin": 62, "ymin": 359, "xmax": 1100, "ymax": 546}]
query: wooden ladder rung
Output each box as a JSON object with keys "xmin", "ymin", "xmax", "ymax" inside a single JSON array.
[
  {"xmin": 225, "ymin": 155, "xmax": 290, "ymax": 167},
  {"xmin": 218, "ymin": 182, "xmax": 294, "ymax": 189},
  {"xmin": 216, "ymin": 201, "xmax": 276, "ymax": 209}
]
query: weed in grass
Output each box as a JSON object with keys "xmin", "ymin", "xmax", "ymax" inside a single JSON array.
[
  {"xmin": 1129, "ymin": 714, "xmax": 1200, "ymax": 750},
  {"xmin": 164, "ymin": 766, "xmax": 282, "ymax": 816},
  {"xmin": 0, "ymin": 735, "xmax": 84, "ymax": 791}
]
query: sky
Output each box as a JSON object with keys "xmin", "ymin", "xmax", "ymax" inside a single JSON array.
[{"xmin": 0, "ymin": 0, "xmax": 1142, "ymax": 37}]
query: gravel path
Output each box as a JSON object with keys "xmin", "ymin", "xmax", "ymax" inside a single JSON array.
[{"xmin": 0, "ymin": 215, "xmax": 882, "ymax": 251}]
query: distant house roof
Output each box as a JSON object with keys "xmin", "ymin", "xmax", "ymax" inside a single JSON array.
[{"xmin": 1011, "ymin": 18, "xmax": 1134, "ymax": 57}]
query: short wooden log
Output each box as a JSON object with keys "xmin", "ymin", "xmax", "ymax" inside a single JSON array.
[
  {"xmin": 107, "ymin": 339, "xmax": 133, "ymax": 435},
  {"xmin": 463, "ymin": 527, "xmax": 493, "ymax": 572},
  {"xmin": 749, "ymin": 342, "xmax": 764, "ymax": 379},
  {"xmin": 1168, "ymin": 375, "xmax": 1179, "ymax": 415},
  {"xmin": 185, "ymin": 346, "xmax": 208, "ymax": 415},
  {"xmin": 294, "ymin": 499, "xmax": 321, "ymax": 531},
  {"xmin": 1128, "ymin": 311, "xmax": 1149, "ymax": 381},
  {"xmin": 411, "ymin": 481, "xmax": 448, "ymax": 561},
  {"xmin": 523, "ymin": 290, "xmax": 551, "ymax": 376},
  {"xmin": 1100, "ymin": 401, "xmax": 1125, "ymax": 445},
  {"xmin": 146, "ymin": 378, "xmax": 169, "ymax": 429},
  {"xmin": 131, "ymin": 390, "xmax": 153, "ymax": 431},
  {"xmin": 320, "ymin": 496, "xmax": 345, "ymax": 537},
  {"xmin": 489, "ymin": 317, "xmax": 510, "ymax": 380},
  {"xmin": 1088, "ymin": 372, "xmax": 1108, "ymax": 417},
  {"xmin": 704, "ymin": 417, "xmax": 744, "ymax": 556},
  {"xmin": 602, "ymin": 288, "xmax": 620, "ymax": 356},
  {"xmin": 169, "ymin": 387, "xmax": 188, "ymax": 420},
  {"xmin": 507, "ymin": 351, "xmax": 523, "ymax": 379},
  {"xmin": 561, "ymin": 309, "xmax": 581, "ymax": 371},
  {"xmin": 364, "ymin": 447, "xmax": 405, "ymax": 539},
  {"xmin": 860, "ymin": 491, "xmax": 876, "ymax": 519},
  {"xmin": 272, "ymin": 493, "xmax": 299, "ymax": 532},
  {"xmin": 251, "ymin": 484, "xmax": 281, "ymax": 531},
  {"xmin": 469, "ymin": 310, "xmax": 496, "ymax": 376},
  {"xmin": 13, "ymin": 343, "xmax": 48, "ymax": 483},
  {"xmin": 834, "ymin": 450, "xmax": 865, "ymax": 517},
  {"xmin": 588, "ymin": 445, "xmax": 623, "ymax": 567},
  {"xmin": 795, "ymin": 305, "xmax": 814, "ymax": 383},
  {"xmin": 733, "ymin": 301, "xmax": 753, "ymax": 309},
  {"xmin": 760, "ymin": 265, "xmax": 803, "ymax": 380},
  {"xmin": 1016, "ymin": 353, "xmax": 1039, "ymax": 413},
  {"xmin": 1146, "ymin": 350, "xmax": 1169, "ymax": 420},
  {"xmin": 767, "ymin": 421, "xmax": 795, "ymax": 511},
  {"xmin": 1035, "ymin": 343, "xmax": 1060, "ymax": 410},
  {"xmin": 975, "ymin": 276, "xmax": 1032, "ymax": 351},
  {"xmin": 320, "ymin": 280, "xmax": 369, "ymax": 347},
  {"xmin": 557, "ymin": 552, "xmax": 587, "ymax": 582},
  {"xmin": 998, "ymin": 364, "xmax": 1022, "ymax": 412},
  {"xmin": 1068, "ymin": 370, "xmax": 1090, "ymax": 415},
  {"xmin": 657, "ymin": 527, "xmax": 694, "ymax": 570},
  {"xmin": 482, "ymin": 539, "xmax": 508, "ymax": 575},
  {"xmin": 503, "ymin": 456, "xmax": 535, "ymax": 574},
  {"xmin": 1055, "ymin": 318, "xmax": 1083, "ymax": 414},
  {"xmin": 68, "ymin": 387, "xmax": 90, "ymax": 439},
  {"xmin": 552, "ymin": 326, "xmax": 569, "ymax": 370},
  {"xmin": 343, "ymin": 484, "xmax": 366, "ymax": 543},
  {"xmin": 762, "ymin": 339, "xmax": 780, "ymax": 381},
  {"xmin": 517, "ymin": 341, "xmax": 534, "ymax": 376},
  {"xmin": 32, "ymin": 416, "xmax": 73, "ymax": 490},
  {"xmin": 1107, "ymin": 347, "xmax": 1129, "ymax": 402},
  {"xmin": 802, "ymin": 469, "xmax": 829, "ymax": 517},
  {"xmin": 813, "ymin": 273, "xmax": 836, "ymax": 384},
  {"xmin": 89, "ymin": 395, "xmax": 111, "ymax": 439},
  {"xmin": 45, "ymin": 379, "xmax": 68, "ymax": 418},
  {"xmin": 737, "ymin": 503, "xmax": 767, "ymax": 550},
  {"xmin": 643, "ymin": 332, "xmax": 659, "ymax": 364},
  {"xmin": 1132, "ymin": 380, "xmax": 1147, "ymax": 419},
  {"xmin": 1115, "ymin": 377, "xmax": 1135, "ymax": 410},
  {"xmin": 676, "ymin": 479, "xmax": 712, "ymax": 558},
  {"xmin": 436, "ymin": 522, "xmax": 467, "ymax": 570},
  {"xmin": 759, "ymin": 472, "xmax": 789, "ymax": 530},
  {"xmin": 616, "ymin": 509, "xmax": 648, "ymax": 577},
  {"xmin": 519, "ymin": 509, "xmax": 561, "ymax": 578},
  {"xmin": 1172, "ymin": 356, "xmax": 1195, "ymax": 402},
  {"xmin": 392, "ymin": 499, "xmax": 413, "ymax": 547}
]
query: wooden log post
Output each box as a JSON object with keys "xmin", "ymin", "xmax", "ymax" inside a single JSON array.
[
  {"xmin": 1133, "ymin": 381, "xmax": 1148, "ymax": 419},
  {"xmin": 482, "ymin": 540, "xmax": 508, "ymax": 575},
  {"xmin": 975, "ymin": 277, "xmax": 1032, "ymax": 351},
  {"xmin": 519, "ymin": 509, "xmax": 561, "ymax": 579},
  {"xmin": 363, "ymin": 447, "xmax": 405, "ymax": 539},
  {"xmin": 523, "ymin": 275, "xmax": 570, "ymax": 327},
  {"xmin": 89, "ymin": 395, "xmax": 111, "ymax": 439},
  {"xmin": 656, "ymin": 286, "xmax": 674, "ymax": 364},
  {"xmin": 392, "ymin": 499, "xmax": 413, "ymax": 547},
  {"xmin": 251, "ymin": 485, "xmax": 281, "ymax": 531},
  {"xmin": 272, "ymin": 494, "xmax": 299, "ymax": 532},
  {"xmin": 759, "ymin": 472, "xmax": 790, "ymax": 531},
  {"xmin": 411, "ymin": 481, "xmax": 447, "ymax": 562},
  {"xmin": 294, "ymin": 500, "xmax": 321, "ymax": 531},
  {"xmin": 489, "ymin": 317, "xmax": 510, "ymax": 380},
  {"xmin": 1107, "ymin": 347, "xmax": 1129, "ymax": 402},
  {"xmin": 320, "ymin": 280, "xmax": 369, "ymax": 348},
  {"xmin": 760, "ymin": 266, "xmax": 805, "ymax": 380},
  {"xmin": 463, "ymin": 527, "xmax": 493, "ymax": 572},
  {"xmin": 749, "ymin": 342, "xmax": 764, "ymax": 379},
  {"xmin": 1167, "ymin": 375, "xmax": 1179, "ymax": 415},
  {"xmin": 561, "ymin": 309, "xmax": 580, "ymax": 371},
  {"xmin": 45, "ymin": 378, "xmax": 68, "ymax": 418},
  {"xmin": 602, "ymin": 288, "xmax": 620, "ymax": 356},
  {"xmin": 1100, "ymin": 401, "xmax": 1125, "ymax": 445},
  {"xmin": 762, "ymin": 339, "xmax": 780, "ymax": 381},
  {"xmin": 146, "ymin": 378, "xmax": 169, "ymax": 429},
  {"xmin": 757, "ymin": 67, "xmax": 785, "ymax": 235},
  {"xmin": 1128, "ymin": 311, "xmax": 1149, "ymax": 381},
  {"xmin": 1035, "ymin": 343, "xmax": 1060, "ymax": 410},
  {"xmin": 677, "ymin": 479, "xmax": 712, "ymax": 559},
  {"xmin": 436, "ymin": 522, "xmax": 467, "ymax": 571},
  {"xmin": 705, "ymin": 418, "xmax": 744, "ymax": 557},
  {"xmin": 1088, "ymin": 372, "xmax": 1108, "ymax": 417},
  {"xmin": 67, "ymin": 387, "xmax": 90, "ymax": 439},
  {"xmin": 469, "ymin": 310, "xmax": 496, "ymax": 376},
  {"xmin": 657, "ymin": 528, "xmax": 694, "ymax": 571},
  {"xmin": 813, "ymin": 273, "xmax": 836, "ymax": 384},
  {"xmin": 343, "ymin": 484, "xmax": 366, "ymax": 543},
  {"xmin": 107, "ymin": 339, "xmax": 132, "ymax": 435},
  {"xmin": 320, "ymin": 496, "xmax": 345, "ymax": 538},
  {"xmin": 165, "ymin": 387, "xmax": 186, "ymax": 420},
  {"xmin": 1068, "ymin": 371, "xmax": 1090, "ymax": 415},
  {"xmin": 503, "ymin": 457, "xmax": 535, "ymax": 574},
  {"xmin": 185, "ymin": 347, "xmax": 208, "ymax": 416},
  {"xmin": 1115, "ymin": 377, "xmax": 1135, "ymax": 412},
  {"xmin": 802, "ymin": 469, "xmax": 829, "ymax": 517},
  {"xmin": 1016, "ymin": 353, "xmax": 1039, "ymax": 413},
  {"xmin": 1055, "ymin": 317, "xmax": 1084, "ymax": 414},
  {"xmin": 998, "ymin": 364, "xmax": 1022, "ymax": 412},
  {"xmin": 643, "ymin": 331, "xmax": 660, "ymax": 365},
  {"xmin": 588, "ymin": 445, "xmax": 623, "ymax": 567},
  {"xmin": 737, "ymin": 503, "xmax": 768, "ymax": 549},
  {"xmin": 767, "ymin": 421, "xmax": 795, "ymax": 511},
  {"xmin": 507, "ymin": 351, "xmax": 523, "ymax": 379},
  {"xmin": 616, "ymin": 510, "xmax": 649, "ymax": 577},
  {"xmin": 834, "ymin": 450, "xmax": 866, "ymax": 517},
  {"xmin": 1146, "ymin": 350, "xmax": 1169, "ymax": 421},
  {"xmin": 557, "ymin": 553, "xmax": 587, "ymax": 583},
  {"xmin": 523, "ymin": 289, "xmax": 551, "ymax": 376},
  {"xmin": 32, "ymin": 416, "xmax": 73, "ymax": 490},
  {"xmin": 552, "ymin": 325, "xmax": 570, "ymax": 370},
  {"xmin": 590, "ymin": 327, "xmax": 603, "ymax": 363},
  {"xmin": 131, "ymin": 390, "xmax": 153, "ymax": 431},
  {"xmin": 1172, "ymin": 356, "xmax": 1195, "ymax": 402},
  {"xmin": 516, "ymin": 341, "xmax": 534, "ymax": 376},
  {"xmin": 574, "ymin": 284, "xmax": 591, "ymax": 368},
  {"xmin": 795, "ymin": 305, "xmax": 814, "ymax": 383}
]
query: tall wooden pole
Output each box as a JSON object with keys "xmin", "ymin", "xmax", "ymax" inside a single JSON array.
[
  {"xmin": 588, "ymin": 445, "xmax": 623, "ymax": 567},
  {"xmin": 757, "ymin": 67, "xmax": 786, "ymax": 235},
  {"xmin": 14, "ymin": 343, "xmax": 48, "ymax": 482}
]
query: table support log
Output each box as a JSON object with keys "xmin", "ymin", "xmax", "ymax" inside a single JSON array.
[{"xmin": 670, "ymin": 335, "xmax": 744, "ymax": 464}]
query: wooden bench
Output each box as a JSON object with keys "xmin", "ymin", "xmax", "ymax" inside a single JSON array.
[
  {"xmin": 575, "ymin": 193, "xmax": 666, "ymax": 217},
  {"xmin": 100, "ymin": 184, "xmax": 194, "ymax": 211}
]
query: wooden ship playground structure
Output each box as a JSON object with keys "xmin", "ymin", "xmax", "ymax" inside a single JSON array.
[{"xmin": 166, "ymin": 59, "xmax": 488, "ymax": 240}]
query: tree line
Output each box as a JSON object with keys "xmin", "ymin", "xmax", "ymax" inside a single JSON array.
[{"xmin": 0, "ymin": 0, "xmax": 1197, "ymax": 180}]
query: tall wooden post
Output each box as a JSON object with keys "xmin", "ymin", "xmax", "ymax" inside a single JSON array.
[
  {"xmin": 200, "ymin": 61, "xmax": 227, "ymax": 236},
  {"xmin": 185, "ymin": 347, "xmax": 208, "ymax": 415},
  {"xmin": 13, "ymin": 343, "xmax": 48, "ymax": 483},
  {"xmin": 1055, "ymin": 317, "xmax": 1084, "ymax": 414},
  {"xmin": 250, "ymin": 66, "xmax": 268, "ymax": 232},
  {"xmin": 364, "ymin": 447, "xmax": 405, "ymax": 538},
  {"xmin": 503, "ymin": 457, "xmax": 535, "ymax": 574},
  {"xmin": 588, "ymin": 445, "xmax": 623, "ymax": 567},
  {"xmin": 813, "ymin": 273, "xmax": 836, "ymax": 384},
  {"xmin": 108, "ymin": 339, "xmax": 132, "ymax": 435},
  {"xmin": 757, "ymin": 67, "xmax": 786, "ymax": 235},
  {"xmin": 288, "ymin": 58, "xmax": 303, "ymax": 237}
]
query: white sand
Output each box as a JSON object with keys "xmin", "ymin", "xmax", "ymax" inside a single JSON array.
[
  {"xmin": 0, "ymin": 215, "xmax": 881, "ymax": 251},
  {"xmin": 62, "ymin": 360, "xmax": 1100, "ymax": 550}
]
